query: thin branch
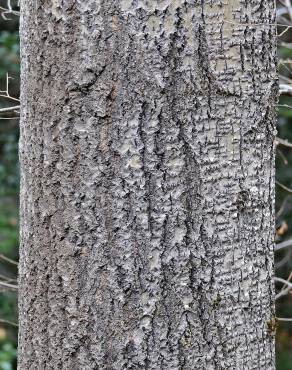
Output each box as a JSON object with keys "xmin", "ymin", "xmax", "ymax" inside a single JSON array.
[
  {"xmin": 277, "ymin": 148, "xmax": 288, "ymax": 165},
  {"xmin": 278, "ymin": 7, "xmax": 289, "ymax": 17},
  {"xmin": 0, "ymin": 95, "xmax": 19, "ymax": 102},
  {"xmin": 0, "ymin": 117, "xmax": 19, "ymax": 120},
  {"xmin": 276, "ymin": 196, "xmax": 290, "ymax": 219},
  {"xmin": 276, "ymin": 239, "xmax": 292, "ymax": 251},
  {"xmin": 278, "ymin": 41, "xmax": 292, "ymax": 48},
  {"xmin": 274, "ymin": 277, "xmax": 292, "ymax": 299},
  {"xmin": 279, "ymin": 74, "xmax": 292, "ymax": 84},
  {"xmin": 0, "ymin": 254, "xmax": 18, "ymax": 266},
  {"xmin": 285, "ymin": 0, "xmax": 292, "ymax": 21},
  {"xmin": 281, "ymin": 271, "xmax": 292, "ymax": 292},
  {"xmin": 280, "ymin": 83, "xmax": 292, "ymax": 96},
  {"xmin": 279, "ymin": 61, "xmax": 292, "ymax": 76},
  {"xmin": 0, "ymin": 0, "xmax": 20, "ymax": 19},
  {"xmin": 278, "ymin": 104, "xmax": 292, "ymax": 110},
  {"xmin": 279, "ymin": 59, "xmax": 292, "ymax": 64},
  {"xmin": 276, "ymin": 137, "xmax": 292, "ymax": 148},
  {"xmin": 0, "ymin": 74, "xmax": 20, "ymax": 102},
  {"xmin": 279, "ymin": 25, "xmax": 292, "ymax": 37},
  {"xmin": 0, "ymin": 318, "xmax": 18, "ymax": 327},
  {"xmin": 0, "ymin": 274, "xmax": 16, "ymax": 283},
  {"xmin": 276, "ymin": 180, "xmax": 292, "ymax": 193},
  {"xmin": 0, "ymin": 281, "xmax": 17, "ymax": 291},
  {"xmin": 0, "ymin": 105, "xmax": 20, "ymax": 113}
]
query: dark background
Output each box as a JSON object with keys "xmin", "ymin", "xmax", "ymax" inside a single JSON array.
[{"xmin": 0, "ymin": 1, "xmax": 19, "ymax": 369}]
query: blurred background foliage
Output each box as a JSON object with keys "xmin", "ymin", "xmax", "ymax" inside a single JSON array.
[
  {"xmin": 0, "ymin": 1, "xmax": 290, "ymax": 369},
  {"xmin": 276, "ymin": 2, "xmax": 292, "ymax": 369},
  {"xmin": 0, "ymin": 1, "xmax": 19, "ymax": 369}
]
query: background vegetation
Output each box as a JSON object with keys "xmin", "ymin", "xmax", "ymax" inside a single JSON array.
[{"xmin": 0, "ymin": 1, "xmax": 19, "ymax": 369}]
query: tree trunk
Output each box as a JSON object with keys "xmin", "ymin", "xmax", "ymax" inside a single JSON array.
[{"xmin": 19, "ymin": 1, "xmax": 277, "ymax": 369}]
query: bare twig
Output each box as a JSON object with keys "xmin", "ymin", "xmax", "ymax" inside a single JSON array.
[
  {"xmin": 0, "ymin": 117, "xmax": 20, "ymax": 120},
  {"xmin": 278, "ymin": 41, "xmax": 292, "ymax": 48},
  {"xmin": 0, "ymin": 74, "xmax": 19, "ymax": 102},
  {"xmin": 0, "ymin": 318, "xmax": 18, "ymax": 327},
  {"xmin": 274, "ymin": 277, "xmax": 292, "ymax": 299},
  {"xmin": 278, "ymin": 103, "xmax": 292, "ymax": 109},
  {"xmin": 285, "ymin": 0, "xmax": 292, "ymax": 21},
  {"xmin": 277, "ymin": 149, "xmax": 289, "ymax": 165},
  {"xmin": 0, "ymin": 281, "xmax": 17, "ymax": 291},
  {"xmin": 0, "ymin": 105, "xmax": 20, "ymax": 113},
  {"xmin": 276, "ymin": 196, "xmax": 290, "ymax": 219},
  {"xmin": 0, "ymin": 273, "xmax": 17, "ymax": 283},
  {"xmin": 276, "ymin": 180, "xmax": 292, "ymax": 193},
  {"xmin": 280, "ymin": 83, "xmax": 292, "ymax": 96},
  {"xmin": 279, "ymin": 58, "xmax": 292, "ymax": 64},
  {"xmin": 0, "ymin": 254, "xmax": 18, "ymax": 266},
  {"xmin": 0, "ymin": 0, "xmax": 20, "ymax": 19},
  {"xmin": 276, "ymin": 239, "xmax": 292, "ymax": 251},
  {"xmin": 281, "ymin": 271, "xmax": 292, "ymax": 292}
]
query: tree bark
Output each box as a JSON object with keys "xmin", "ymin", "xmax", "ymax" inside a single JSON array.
[{"xmin": 19, "ymin": 1, "xmax": 277, "ymax": 369}]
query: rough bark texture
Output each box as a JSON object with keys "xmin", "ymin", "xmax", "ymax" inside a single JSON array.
[{"xmin": 19, "ymin": 1, "xmax": 277, "ymax": 369}]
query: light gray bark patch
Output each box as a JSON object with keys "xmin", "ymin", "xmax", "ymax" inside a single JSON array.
[{"xmin": 19, "ymin": 0, "xmax": 277, "ymax": 369}]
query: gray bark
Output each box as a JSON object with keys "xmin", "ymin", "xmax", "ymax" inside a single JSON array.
[{"xmin": 19, "ymin": 1, "xmax": 277, "ymax": 369}]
